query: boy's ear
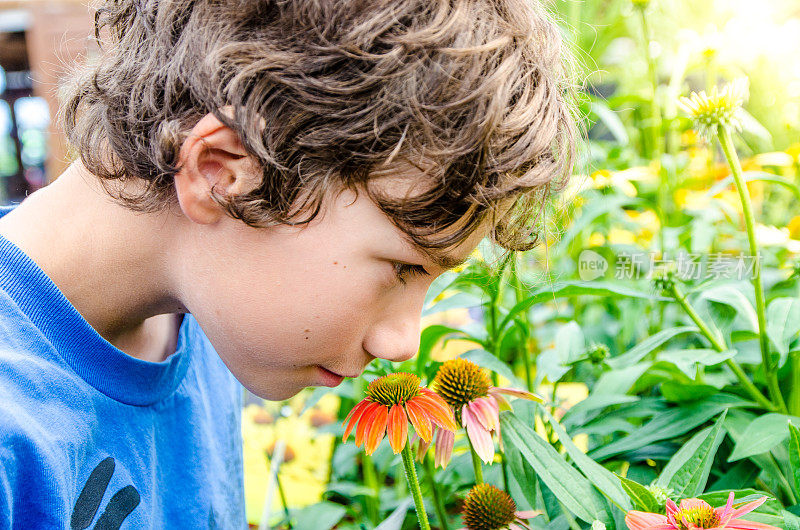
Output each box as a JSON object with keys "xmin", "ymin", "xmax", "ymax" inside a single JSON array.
[{"xmin": 173, "ymin": 109, "xmax": 261, "ymax": 225}]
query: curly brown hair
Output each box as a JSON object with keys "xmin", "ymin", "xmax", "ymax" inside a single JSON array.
[{"xmin": 61, "ymin": 0, "xmax": 577, "ymax": 254}]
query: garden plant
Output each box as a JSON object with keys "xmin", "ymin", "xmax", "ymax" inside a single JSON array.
[{"xmin": 245, "ymin": 0, "xmax": 800, "ymax": 528}]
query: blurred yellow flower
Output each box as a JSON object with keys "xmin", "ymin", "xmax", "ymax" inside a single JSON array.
[
  {"xmin": 626, "ymin": 209, "xmax": 660, "ymax": 245},
  {"xmin": 788, "ymin": 216, "xmax": 800, "ymax": 240},
  {"xmin": 588, "ymin": 233, "xmax": 606, "ymax": 247},
  {"xmin": 608, "ymin": 228, "xmax": 636, "ymax": 246},
  {"xmin": 242, "ymin": 396, "xmax": 337, "ymax": 527},
  {"xmin": 755, "ymin": 224, "xmax": 800, "ymax": 253},
  {"xmin": 589, "ymin": 169, "xmax": 638, "ymax": 197},
  {"xmin": 752, "ymin": 152, "xmax": 794, "ymax": 168},
  {"xmin": 786, "ymin": 143, "xmax": 800, "ymax": 164},
  {"xmin": 534, "ymin": 383, "xmax": 590, "ymax": 451},
  {"xmin": 674, "ymin": 189, "xmax": 708, "ymax": 210}
]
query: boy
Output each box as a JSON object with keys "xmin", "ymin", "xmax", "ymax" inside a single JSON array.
[{"xmin": 0, "ymin": 0, "xmax": 575, "ymax": 527}]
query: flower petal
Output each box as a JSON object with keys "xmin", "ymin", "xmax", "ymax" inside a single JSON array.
[
  {"xmin": 387, "ymin": 404, "xmax": 408, "ymax": 454},
  {"xmin": 434, "ymin": 427, "xmax": 454, "ymax": 468},
  {"xmin": 725, "ymin": 520, "xmax": 782, "ymax": 529},
  {"xmin": 464, "ymin": 409, "xmax": 494, "ymax": 463},
  {"xmin": 355, "ymin": 402, "xmax": 381, "ymax": 447},
  {"xmin": 678, "ymin": 498, "xmax": 713, "ymax": 512},
  {"xmin": 515, "ymin": 510, "xmax": 542, "ymax": 519},
  {"xmin": 491, "ymin": 387, "xmax": 544, "ymax": 403},
  {"xmin": 414, "ymin": 394, "xmax": 458, "ymax": 431},
  {"xmin": 716, "ymin": 492, "xmax": 736, "ymax": 525},
  {"xmin": 473, "ymin": 397, "xmax": 499, "ymax": 431},
  {"xmin": 728, "ymin": 496, "xmax": 768, "ymax": 520},
  {"xmin": 467, "ymin": 401, "xmax": 491, "ymax": 431},
  {"xmin": 624, "ymin": 511, "xmax": 671, "ymax": 530},
  {"xmin": 343, "ymin": 399, "xmax": 372, "ymax": 442},
  {"xmin": 365, "ymin": 405, "xmax": 389, "ymax": 455},
  {"xmin": 405, "ymin": 399, "xmax": 433, "ymax": 442},
  {"xmin": 416, "ymin": 434, "xmax": 431, "ymax": 462}
]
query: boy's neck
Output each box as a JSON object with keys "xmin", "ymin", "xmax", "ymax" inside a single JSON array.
[{"xmin": 0, "ymin": 162, "xmax": 187, "ymax": 363}]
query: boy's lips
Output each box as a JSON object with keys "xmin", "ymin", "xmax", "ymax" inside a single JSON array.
[{"xmin": 316, "ymin": 366, "xmax": 356, "ymax": 387}]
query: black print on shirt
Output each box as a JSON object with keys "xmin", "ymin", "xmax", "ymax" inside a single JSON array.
[{"xmin": 70, "ymin": 457, "xmax": 140, "ymax": 530}]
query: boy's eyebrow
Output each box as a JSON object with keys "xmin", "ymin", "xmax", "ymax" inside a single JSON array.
[
  {"xmin": 428, "ymin": 252, "xmax": 470, "ymax": 271},
  {"xmin": 401, "ymin": 234, "xmax": 470, "ymax": 271}
]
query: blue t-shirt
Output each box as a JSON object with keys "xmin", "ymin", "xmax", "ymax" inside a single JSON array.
[{"xmin": 0, "ymin": 205, "xmax": 245, "ymax": 528}]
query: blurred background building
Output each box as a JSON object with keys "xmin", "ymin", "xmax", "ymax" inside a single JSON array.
[{"xmin": 0, "ymin": 0, "xmax": 92, "ymax": 203}]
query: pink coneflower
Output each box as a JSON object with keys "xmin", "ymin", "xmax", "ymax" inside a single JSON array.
[
  {"xmin": 626, "ymin": 492, "xmax": 779, "ymax": 530},
  {"xmin": 424, "ymin": 358, "xmax": 541, "ymax": 466}
]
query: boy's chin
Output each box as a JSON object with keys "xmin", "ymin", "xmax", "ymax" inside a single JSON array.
[{"xmin": 242, "ymin": 381, "xmax": 305, "ymax": 401}]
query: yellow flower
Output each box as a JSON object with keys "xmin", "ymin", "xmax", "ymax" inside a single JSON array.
[
  {"xmin": 678, "ymin": 78, "xmax": 749, "ymax": 139},
  {"xmin": 788, "ymin": 216, "xmax": 800, "ymax": 240},
  {"xmin": 752, "ymin": 152, "xmax": 794, "ymax": 168},
  {"xmin": 786, "ymin": 143, "xmax": 800, "ymax": 164},
  {"xmin": 589, "ymin": 169, "xmax": 638, "ymax": 197},
  {"xmin": 242, "ymin": 397, "xmax": 337, "ymax": 526},
  {"xmin": 588, "ymin": 232, "xmax": 606, "ymax": 247},
  {"xmin": 608, "ymin": 228, "xmax": 636, "ymax": 246}
]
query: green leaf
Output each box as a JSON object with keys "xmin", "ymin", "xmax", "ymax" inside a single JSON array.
[
  {"xmin": 660, "ymin": 382, "xmax": 719, "ymax": 403},
  {"xmin": 292, "ymin": 502, "xmax": 347, "ymax": 530},
  {"xmin": 618, "ymin": 476, "xmax": 660, "ymax": 512},
  {"xmin": 725, "ymin": 410, "xmax": 792, "ymax": 491},
  {"xmin": 590, "ymin": 364, "xmax": 651, "ymax": 396},
  {"xmin": 499, "ymin": 281, "xmax": 666, "ymax": 341},
  {"xmin": 728, "ymin": 413, "xmax": 798, "ymax": 462},
  {"xmin": 656, "ymin": 348, "xmax": 736, "ymax": 379},
  {"xmin": 788, "ymin": 422, "xmax": 800, "ymax": 499},
  {"xmin": 707, "ymin": 171, "xmax": 800, "ymax": 201},
  {"xmin": 505, "ymin": 443, "xmax": 540, "ymax": 511},
  {"xmin": 784, "ymin": 509, "xmax": 800, "ymax": 530},
  {"xmin": 708, "ymin": 460, "xmax": 760, "ymax": 491},
  {"xmin": 416, "ymin": 325, "xmax": 469, "ymax": 373},
  {"xmin": 606, "ymin": 327, "xmax": 699, "ymax": 369},
  {"xmin": 766, "ymin": 298, "xmax": 800, "ymax": 362},
  {"xmin": 547, "ymin": 413, "xmax": 632, "ymax": 511},
  {"xmin": 374, "ymin": 499, "xmax": 412, "ymax": 530},
  {"xmin": 501, "ymin": 412, "xmax": 609, "ymax": 523},
  {"xmin": 461, "ymin": 349, "xmax": 523, "ymax": 387},
  {"xmin": 696, "ymin": 490, "xmax": 780, "ymax": 514},
  {"xmin": 538, "ymin": 322, "xmax": 585, "ymax": 383},
  {"xmin": 655, "ymin": 411, "xmax": 727, "ymax": 497},
  {"xmin": 589, "ymin": 100, "xmax": 630, "ymax": 144},
  {"xmin": 589, "ymin": 394, "xmax": 753, "ymax": 461},
  {"xmin": 697, "ymin": 285, "xmax": 758, "ymax": 332}
]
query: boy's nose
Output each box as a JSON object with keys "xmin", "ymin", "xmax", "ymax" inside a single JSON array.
[{"xmin": 362, "ymin": 316, "xmax": 421, "ymax": 364}]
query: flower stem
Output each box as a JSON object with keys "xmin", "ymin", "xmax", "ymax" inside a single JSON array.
[
  {"xmin": 669, "ymin": 282, "xmax": 776, "ymax": 412},
  {"xmin": 401, "ymin": 442, "xmax": 431, "ymax": 530},
  {"xmin": 362, "ymin": 453, "xmax": 380, "ymax": 524},
  {"xmin": 717, "ymin": 125, "xmax": 787, "ymax": 414},
  {"xmin": 791, "ymin": 352, "xmax": 800, "ymax": 416},
  {"xmin": 512, "ymin": 256, "xmax": 535, "ymax": 392},
  {"xmin": 467, "ymin": 437, "xmax": 484, "ymax": 485},
  {"xmin": 424, "ymin": 454, "xmax": 450, "ymax": 530}
]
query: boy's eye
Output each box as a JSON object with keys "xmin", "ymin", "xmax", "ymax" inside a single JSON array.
[{"xmin": 393, "ymin": 262, "xmax": 429, "ymax": 285}]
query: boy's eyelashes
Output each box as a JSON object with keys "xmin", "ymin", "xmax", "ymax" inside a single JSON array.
[{"xmin": 392, "ymin": 262, "xmax": 429, "ymax": 285}]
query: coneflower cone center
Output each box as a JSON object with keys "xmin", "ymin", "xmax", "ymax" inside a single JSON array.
[
  {"xmin": 434, "ymin": 359, "xmax": 491, "ymax": 412},
  {"xmin": 366, "ymin": 373, "xmax": 421, "ymax": 406},
  {"xmin": 674, "ymin": 506, "xmax": 720, "ymax": 529},
  {"xmin": 462, "ymin": 484, "xmax": 516, "ymax": 530}
]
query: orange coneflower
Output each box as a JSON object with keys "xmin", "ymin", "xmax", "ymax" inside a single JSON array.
[
  {"xmin": 425, "ymin": 358, "xmax": 542, "ymax": 466},
  {"xmin": 460, "ymin": 484, "xmax": 540, "ymax": 530},
  {"xmin": 343, "ymin": 372, "xmax": 457, "ymax": 455}
]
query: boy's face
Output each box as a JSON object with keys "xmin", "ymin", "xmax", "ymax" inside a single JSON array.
[{"xmin": 172, "ymin": 123, "xmax": 489, "ymax": 400}]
